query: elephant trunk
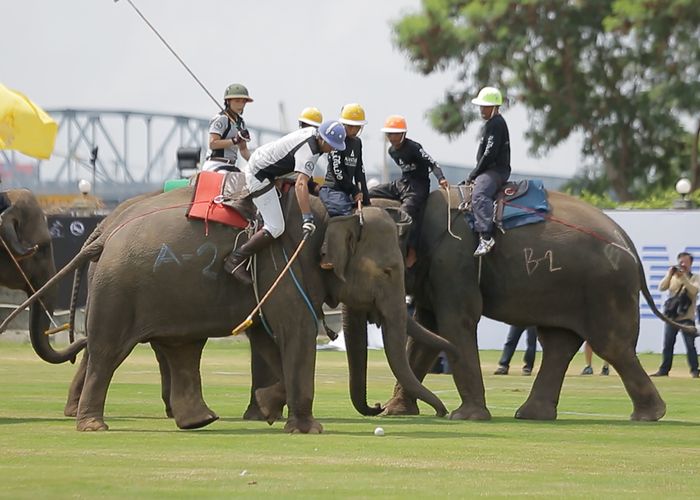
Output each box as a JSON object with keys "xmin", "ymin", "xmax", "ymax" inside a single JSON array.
[
  {"xmin": 379, "ymin": 302, "xmax": 448, "ymax": 417},
  {"xmin": 27, "ymin": 250, "xmax": 86, "ymax": 364},
  {"xmin": 407, "ymin": 316, "xmax": 459, "ymax": 360},
  {"xmin": 342, "ymin": 305, "xmax": 383, "ymax": 416}
]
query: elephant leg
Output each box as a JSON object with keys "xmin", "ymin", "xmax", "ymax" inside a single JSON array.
[
  {"xmin": 150, "ymin": 343, "xmax": 173, "ymax": 418},
  {"xmin": 64, "ymin": 351, "xmax": 88, "ymax": 417},
  {"xmin": 151, "ymin": 339, "xmax": 218, "ymax": 430},
  {"xmin": 76, "ymin": 343, "xmax": 135, "ymax": 431},
  {"xmin": 246, "ymin": 325, "xmax": 285, "ymax": 422},
  {"xmin": 516, "ymin": 326, "xmax": 582, "ymax": 420},
  {"xmin": 436, "ymin": 309, "xmax": 491, "ymax": 421},
  {"xmin": 280, "ymin": 325, "xmax": 322, "ymax": 434},
  {"xmin": 587, "ymin": 338, "xmax": 666, "ymax": 421}
]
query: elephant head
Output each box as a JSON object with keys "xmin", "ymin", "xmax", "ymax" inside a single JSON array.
[
  {"xmin": 321, "ymin": 207, "xmax": 454, "ymax": 416},
  {"xmin": 0, "ymin": 189, "xmax": 86, "ymax": 363}
]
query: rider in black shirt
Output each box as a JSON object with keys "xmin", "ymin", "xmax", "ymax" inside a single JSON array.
[
  {"xmin": 369, "ymin": 115, "xmax": 448, "ymax": 267},
  {"xmin": 467, "ymin": 86, "xmax": 511, "ymax": 256},
  {"xmin": 319, "ymin": 103, "xmax": 370, "ymax": 216}
]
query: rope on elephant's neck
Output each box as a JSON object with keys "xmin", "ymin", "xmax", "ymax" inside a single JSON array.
[
  {"xmin": 0, "ymin": 236, "xmax": 62, "ymax": 332},
  {"xmin": 444, "ymin": 187, "xmax": 462, "ymax": 241},
  {"xmin": 231, "ymin": 234, "xmax": 309, "ymax": 335}
]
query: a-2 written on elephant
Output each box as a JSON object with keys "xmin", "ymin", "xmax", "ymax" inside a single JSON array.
[
  {"xmin": 0, "ymin": 189, "xmax": 86, "ymax": 364},
  {"xmin": 369, "ymin": 185, "xmax": 695, "ymax": 422},
  {"xmin": 7, "ymin": 182, "xmax": 456, "ymax": 432}
]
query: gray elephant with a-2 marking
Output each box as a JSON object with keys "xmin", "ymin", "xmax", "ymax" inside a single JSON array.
[
  {"xmin": 368, "ymin": 189, "xmax": 692, "ymax": 422},
  {"xmin": 10, "ymin": 184, "xmax": 454, "ymax": 432}
]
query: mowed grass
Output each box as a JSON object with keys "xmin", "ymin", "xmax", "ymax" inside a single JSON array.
[{"xmin": 1, "ymin": 340, "xmax": 699, "ymax": 499}]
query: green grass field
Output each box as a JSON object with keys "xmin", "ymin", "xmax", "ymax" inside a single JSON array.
[{"xmin": 1, "ymin": 339, "xmax": 699, "ymax": 498}]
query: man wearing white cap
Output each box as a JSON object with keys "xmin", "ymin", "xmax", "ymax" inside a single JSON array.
[{"xmin": 468, "ymin": 86, "xmax": 511, "ymax": 256}]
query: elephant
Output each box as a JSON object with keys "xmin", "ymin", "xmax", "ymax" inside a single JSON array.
[
  {"xmin": 8, "ymin": 183, "xmax": 455, "ymax": 432},
  {"xmin": 361, "ymin": 188, "xmax": 693, "ymax": 422},
  {"xmin": 0, "ymin": 189, "xmax": 86, "ymax": 364}
]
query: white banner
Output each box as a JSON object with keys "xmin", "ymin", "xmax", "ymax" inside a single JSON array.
[{"xmin": 477, "ymin": 209, "xmax": 700, "ymax": 354}]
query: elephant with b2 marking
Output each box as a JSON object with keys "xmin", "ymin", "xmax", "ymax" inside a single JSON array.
[
  {"xmin": 10, "ymin": 185, "xmax": 454, "ymax": 432},
  {"xmin": 365, "ymin": 188, "xmax": 692, "ymax": 422}
]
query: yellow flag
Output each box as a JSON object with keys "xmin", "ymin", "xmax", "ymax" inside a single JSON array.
[{"xmin": 0, "ymin": 83, "xmax": 58, "ymax": 160}]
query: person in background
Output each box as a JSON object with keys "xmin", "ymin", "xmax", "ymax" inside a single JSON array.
[
  {"xmin": 318, "ymin": 103, "xmax": 370, "ymax": 217},
  {"xmin": 369, "ymin": 114, "xmax": 448, "ymax": 267},
  {"xmin": 297, "ymin": 107, "xmax": 324, "ymax": 195},
  {"xmin": 581, "ymin": 341, "xmax": 610, "ymax": 375},
  {"xmin": 201, "ymin": 83, "xmax": 253, "ymax": 173},
  {"xmin": 467, "ymin": 86, "xmax": 511, "ymax": 257},
  {"xmin": 298, "ymin": 107, "xmax": 323, "ymax": 129},
  {"xmin": 650, "ymin": 252, "xmax": 699, "ymax": 378},
  {"xmin": 494, "ymin": 325, "xmax": 537, "ymax": 376}
]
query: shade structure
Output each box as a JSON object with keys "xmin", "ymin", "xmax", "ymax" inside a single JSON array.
[{"xmin": 0, "ymin": 83, "xmax": 57, "ymax": 160}]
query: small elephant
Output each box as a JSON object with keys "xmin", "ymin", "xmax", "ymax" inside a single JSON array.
[
  {"xmin": 0, "ymin": 189, "xmax": 85, "ymax": 363},
  {"xmin": 373, "ymin": 189, "xmax": 690, "ymax": 422},
  {"xmin": 12, "ymin": 185, "xmax": 454, "ymax": 432}
]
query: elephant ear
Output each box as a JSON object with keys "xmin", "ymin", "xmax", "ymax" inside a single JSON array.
[{"xmin": 321, "ymin": 214, "xmax": 361, "ymax": 282}]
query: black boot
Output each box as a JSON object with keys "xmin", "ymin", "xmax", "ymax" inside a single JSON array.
[{"xmin": 224, "ymin": 230, "xmax": 274, "ymax": 285}]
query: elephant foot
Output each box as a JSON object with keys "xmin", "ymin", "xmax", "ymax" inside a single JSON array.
[
  {"xmin": 165, "ymin": 407, "xmax": 174, "ymax": 419},
  {"xmin": 631, "ymin": 401, "xmax": 666, "ymax": 422},
  {"xmin": 77, "ymin": 417, "xmax": 109, "ymax": 431},
  {"xmin": 175, "ymin": 410, "xmax": 219, "ymax": 430},
  {"xmin": 449, "ymin": 403, "xmax": 491, "ymax": 421},
  {"xmin": 64, "ymin": 402, "xmax": 78, "ymax": 418},
  {"xmin": 255, "ymin": 383, "xmax": 286, "ymax": 425},
  {"xmin": 284, "ymin": 416, "xmax": 323, "ymax": 434},
  {"xmin": 383, "ymin": 395, "xmax": 420, "ymax": 416},
  {"xmin": 515, "ymin": 399, "xmax": 557, "ymax": 420},
  {"xmin": 242, "ymin": 403, "xmax": 268, "ymax": 421}
]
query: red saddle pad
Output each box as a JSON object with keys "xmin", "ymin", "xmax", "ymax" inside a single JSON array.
[{"xmin": 186, "ymin": 171, "xmax": 249, "ymax": 229}]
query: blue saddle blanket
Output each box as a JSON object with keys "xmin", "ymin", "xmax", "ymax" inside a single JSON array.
[
  {"xmin": 501, "ymin": 179, "xmax": 549, "ymax": 230},
  {"xmin": 465, "ymin": 179, "xmax": 550, "ymax": 231}
]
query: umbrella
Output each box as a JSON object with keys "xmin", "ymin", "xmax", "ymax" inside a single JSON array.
[{"xmin": 0, "ymin": 83, "xmax": 57, "ymax": 160}]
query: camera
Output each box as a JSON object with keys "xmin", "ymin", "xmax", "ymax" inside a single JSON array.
[{"xmin": 671, "ymin": 265, "xmax": 679, "ymax": 273}]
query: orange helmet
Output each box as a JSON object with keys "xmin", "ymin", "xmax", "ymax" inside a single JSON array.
[{"xmin": 380, "ymin": 115, "xmax": 407, "ymax": 133}]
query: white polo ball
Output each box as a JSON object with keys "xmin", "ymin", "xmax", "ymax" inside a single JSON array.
[{"xmin": 374, "ymin": 426, "xmax": 385, "ymax": 436}]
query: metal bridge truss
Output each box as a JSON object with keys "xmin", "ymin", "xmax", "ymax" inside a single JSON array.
[{"xmin": 0, "ymin": 108, "xmax": 282, "ymax": 187}]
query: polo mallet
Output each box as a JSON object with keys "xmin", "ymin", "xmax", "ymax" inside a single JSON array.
[
  {"xmin": 114, "ymin": 0, "xmax": 240, "ymax": 124},
  {"xmin": 357, "ymin": 199, "xmax": 364, "ymax": 226},
  {"xmin": 231, "ymin": 233, "xmax": 309, "ymax": 335}
]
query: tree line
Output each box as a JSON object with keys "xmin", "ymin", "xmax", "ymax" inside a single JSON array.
[{"xmin": 392, "ymin": 0, "xmax": 700, "ymax": 201}]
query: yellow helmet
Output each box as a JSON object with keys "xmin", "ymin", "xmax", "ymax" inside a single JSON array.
[
  {"xmin": 339, "ymin": 103, "xmax": 367, "ymax": 126},
  {"xmin": 298, "ymin": 107, "xmax": 323, "ymax": 127}
]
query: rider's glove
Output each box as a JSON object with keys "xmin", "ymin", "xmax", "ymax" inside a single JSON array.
[{"xmin": 302, "ymin": 213, "xmax": 316, "ymax": 237}]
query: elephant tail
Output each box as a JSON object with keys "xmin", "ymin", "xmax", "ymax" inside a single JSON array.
[
  {"xmin": 627, "ymin": 232, "xmax": 698, "ymax": 336},
  {"xmin": 0, "ymin": 241, "xmax": 103, "ymax": 333}
]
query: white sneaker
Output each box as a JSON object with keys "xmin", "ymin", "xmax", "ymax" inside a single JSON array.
[{"xmin": 474, "ymin": 236, "xmax": 495, "ymax": 256}]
